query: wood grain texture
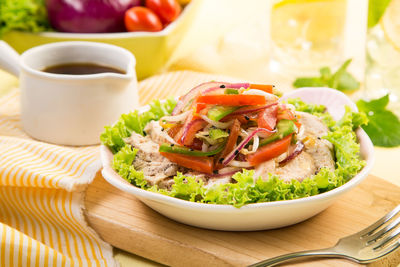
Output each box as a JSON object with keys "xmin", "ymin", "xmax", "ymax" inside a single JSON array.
[{"xmin": 84, "ymin": 173, "xmax": 400, "ymax": 267}]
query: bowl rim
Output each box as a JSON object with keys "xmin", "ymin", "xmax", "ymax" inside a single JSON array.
[
  {"xmin": 100, "ymin": 87, "xmax": 375, "ymax": 211},
  {"xmin": 30, "ymin": 1, "xmax": 196, "ymax": 39}
]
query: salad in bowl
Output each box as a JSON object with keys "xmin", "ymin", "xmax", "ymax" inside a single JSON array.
[{"xmin": 100, "ymin": 82, "xmax": 374, "ymax": 230}]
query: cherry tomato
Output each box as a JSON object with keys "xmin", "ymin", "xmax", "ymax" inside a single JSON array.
[
  {"xmin": 124, "ymin": 7, "xmax": 163, "ymax": 32},
  {"xmin": 145, "ymin": 0, "xmax": 182, "ymax": 24}
]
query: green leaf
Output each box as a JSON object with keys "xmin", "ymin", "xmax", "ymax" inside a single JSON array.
[
  {"xmin": 329, "ymin": 59, "xmax": 359, "ymax": 91},
  {"xmin": 319, "ymin": 67, "xmax": 332, "ymax": 81},
  {"xmin": 293, "ymin": 77, "xmax": 325, "ymax": 88},
  {"xmin": 0, "ymin": 0, "xmax": 52, "ymax": 36},
  {"xmin": 357, "ymin": 94, "xmax": 389, "ymax": 112},
  {"xmin": 357, "ymin": 95, "xmax": 400, "ymax": 147},
  {"xmin": 368, "ymin": 0, "xmax": 392, "ymax": 28},
  {"xmin": 336, "ymin": 72, "xmax": 360, "ymax": 91},
  {"xmin": 293, "ymin": 59, "xmax": 359, "ymax": 91},
  {"xmin": 100, "ymin": 99, "xmax": 177, "ymax": 153}
]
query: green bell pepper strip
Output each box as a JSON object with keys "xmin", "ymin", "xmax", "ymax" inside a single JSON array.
[
  {"xmin": 225, "ymin": 88, "xmax": 239, "ymax": 95},
  {"xmin": 207, "ymin": 106, "xmax": 239, "ymax": 121},
  {"xmin": 159, "ymin": 143, "xmax": 225, "ymax": 157},
  {"xmin": 259, "ymin": 119, "xmax": 297, "ymax": 147}
]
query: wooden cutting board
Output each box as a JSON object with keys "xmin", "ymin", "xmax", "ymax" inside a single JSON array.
[{"xmin": 84, "ymin": 173, "xmax": 400, "ymax": 267}]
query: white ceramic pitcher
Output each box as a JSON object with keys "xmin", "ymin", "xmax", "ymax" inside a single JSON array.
[{"xmin": 0, "ymin": 41, "xmax": 138, "ymax": 146}]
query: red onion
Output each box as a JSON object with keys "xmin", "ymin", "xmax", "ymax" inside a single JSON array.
[
  {"xmin": 229, "ymin": 83, "xmax": 250, "ymax": 89},
  {"xmin": 180, "ymin": 119, "xmax": 207, "ymax": 146},
  {"xmin": 46, "ymin": 0, "xmax": 141, "ymax": 33},
  {"xmin": 172, "ymin": 82, "xmax": 226, "ymax": 115},
  {"xmin": 279, "ymin": 141, "xmax": 305, "ymax": 165},
  {"xmin": 231, "ymin": 103, "xmax": 278, "ymax": 116},
  {"xmin": 172, "ymin": 82, "xmax": 250, "ymax": 115},
  {"xmin": 222, "ymin": 128, "xmax": 276, "ymax": 166}
]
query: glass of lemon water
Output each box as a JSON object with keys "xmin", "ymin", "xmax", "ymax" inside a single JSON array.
[
  {"xmin": 365, "ymin": 0, "xmax": 400, "ymax": 115},
  {"xmin": 270, "ymin": 0, "xmax": 347, "ymax": 75}
]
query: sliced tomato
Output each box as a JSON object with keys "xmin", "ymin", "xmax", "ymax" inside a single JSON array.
[
  {"xmin": 175, "ymin": 115, "xmax": 207, "ymax": 146},
  {"xmin": 257, "ymin": 105, "xmax": 278, "ymax": 131},
  {"xmin": 215, "ymin": 119, "xmax": 241, "ymax": 169},
  {"xmin": 160, "ymin": 151, "xmax": 213, "ymax": 174},
  {"xmin": 249, "ymin": 84, "xmax": 274, "ymax": 93},
  {"xmin": 247, "ymin": 134, "xmax": 292, "ymax": 166},
  {"xmin": 196, "ymin": 95, "xmax": 266, "ymax": 106}
]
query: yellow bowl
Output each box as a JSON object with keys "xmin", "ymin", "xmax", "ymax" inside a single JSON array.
[{"xmin": 2, "ymin": 1, "xmax": 200, "ymax": 80}]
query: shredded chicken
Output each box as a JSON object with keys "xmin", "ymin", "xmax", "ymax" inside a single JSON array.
[{"xmin": 125, "ymin": 132, "xmax": 180, "ymax": 186}]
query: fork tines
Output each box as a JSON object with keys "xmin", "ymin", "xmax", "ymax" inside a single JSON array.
[{"xmin": 360, "ymin": 205, "xmax": 400, "ymax": 254}]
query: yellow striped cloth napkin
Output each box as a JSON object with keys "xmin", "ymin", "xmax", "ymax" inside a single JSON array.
[{"xmin": 0, "ymin": 70, "xmax": 238, "ymax": 266}]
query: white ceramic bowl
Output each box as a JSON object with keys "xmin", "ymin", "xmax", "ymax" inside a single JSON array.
[{"xmin": 100, "ymin": 87, "xmax": 374, "ymax": 231}]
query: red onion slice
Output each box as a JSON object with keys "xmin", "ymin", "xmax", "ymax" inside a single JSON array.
[
  {"xmin": 222, "ymin": 128, "xmax": 276, "ymax": 166},
  {"xmin": 180, "ymin": 118, "xmax": 207, "ymax": 146},
  {"xmin": 172, "ymin": 82, "xmax": 250, "ymax": 115},
  {"xmin": 279, "ymin": 141, "xmax": 305, "ymax": 166},
  {"xmin": 172, "ymin": 82, "xmax": 227, "ymax": 115}
]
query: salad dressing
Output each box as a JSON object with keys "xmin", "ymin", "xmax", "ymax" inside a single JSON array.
[{"xmin": 42, "ymin": 63, "xmax": 125, "ymax": 75}]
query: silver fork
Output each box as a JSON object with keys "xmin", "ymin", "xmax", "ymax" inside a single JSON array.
[{"xmin": 249, "ymin": 205, "xmax": 400, "ymax": 267}]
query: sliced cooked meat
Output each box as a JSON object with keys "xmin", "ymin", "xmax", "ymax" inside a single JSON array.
[
  {"xmin": 254, "ymin": 152, "xmax": 316, "ymax": 182},
  {"xmin": 274, "ymin": 152, "xmax": 316, "ymax": 182},
  {"xmin": 125, "ymin": 132, "xmax": 180, "ymax": 186},
  {"xmin": 254, "ymin": 159, "xmax": 276, "ymax": 181},
  {"xmin": 297, "ymin": 112, "xmax": 335, "ymax": 172}
]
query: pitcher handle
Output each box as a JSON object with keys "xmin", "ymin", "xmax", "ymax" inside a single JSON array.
[{"xmin": 0, "ymin": 41, "xmax": 21, "ymax": 76}]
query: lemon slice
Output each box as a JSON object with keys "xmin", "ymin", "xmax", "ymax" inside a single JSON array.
[{"xmin": 381, "ymin": 0, "xmax": 400, "ymax": 51}]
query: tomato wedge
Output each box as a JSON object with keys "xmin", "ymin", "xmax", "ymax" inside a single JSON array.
[
  {"xmin": 249, "ymin": 84, "xmax": 274, "ymax": 94},
  {"xmin": 247, "ymin": 134, "xmax": 292, "ymax": 166},
  {"xmin": 160, "ymin": 151, "xmax": 213, "ymax": 174},
  {"xmin": 196, "ymin": 95, "xmax": 266, "ymax": 106},
  {"xmin": 257, "ymin": 105, "xmax": 278, "ymax": 131},
  {"xmin": 215, "ymin": 119, "xmax": 241, "ymax": 169}
]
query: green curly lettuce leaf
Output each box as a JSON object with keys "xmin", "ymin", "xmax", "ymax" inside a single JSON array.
[
  {"xmin": 0, "ymin": 0, "xmax": 51, "ymax": 36},
  {"xmin": 104, "ymin": 98, "xmax": 367, "ymax": 208},
  {"xmin": 100, "ymin": 99, "xmax": 176, "ymax": 153}
]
